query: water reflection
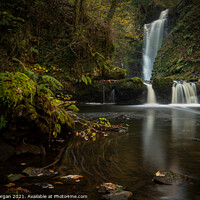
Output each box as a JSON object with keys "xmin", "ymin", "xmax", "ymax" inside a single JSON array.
[
  {"xmin": 142, "ymin": 109, "xmax": 166, "ymax": 169},
  {"xmin": 172, "ymin": 107, "xmax": 197, "ymax": 140},
  {"xmin": 57, "ymin": 105, "xmax": 200, "ymax": 199}
]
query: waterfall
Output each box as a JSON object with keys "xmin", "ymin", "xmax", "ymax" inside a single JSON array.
[
  {"xmin": 103, "ymin": 85, "xmax": 105, "ymax": 104},
  {"xmin": 172, "ymin": 82, "xmax": 199, "ymax": 104},
  {"xmin": 142, "ymin": 9, "xmax": 169, "ymax": 80},
  {"xmin": 109, "ymin": 89, "xmax": 115, "ymax": 104},
  {"xmin": 145, "ymin": 83, "xmax": 157, "ymax": 104}
]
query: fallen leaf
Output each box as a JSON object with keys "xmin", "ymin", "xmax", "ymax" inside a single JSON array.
[
  {"xmin": 9, "ymin": 187, "xmax": 31, "ymax": 194},
  {"xmin": 37, "ymin": 173, "xmax": 43, "ymax": 177},
  {"xmin": 61, "ymin": 175, "xmax": 83, "ymax": 180},
  {"xmin": 54, "ymin": 181, "xmax": 63, "ymax": 185},
  {"xmin": 84, "ymin": 136, "xmax": 88, "ymax": 141},
  {"xmin": 21, "ymin": 163, "xmax": 26, "ymax": 166},
  {"xmin": 5, "ymin": 183, "xmax": 15, "ymax": 187},
  {"xmin": 7, "ymin": 174, "xmax": 13, "ymax": 177},
  {"xmin": 155, "ymin": 171, "xmax": 165, "ymax": 177}
]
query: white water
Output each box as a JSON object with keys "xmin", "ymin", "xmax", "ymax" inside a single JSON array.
[
  {"xmin": 172, "ymin": 82, "xmax": 199, "ymax": 104},
  {"xmin": 109, "ymin": 89, "xmax": 115, "ymax": 104},
  {"xmin": 144, "ymin": 83, "xmax": 157, "ymax": 104},
  {"xmin": 142, "ymin": 9, "xmax": 169, "ymax": 80}
]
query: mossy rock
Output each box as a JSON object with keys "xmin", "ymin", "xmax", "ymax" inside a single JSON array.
[
  {"xmin": 103, "ymin": 67, "xmax": 126, "ymax": 80},
  {"xmin": 152, "ymin": 77, "xmax": 173, "ymax": 104},
  {"xmin": 153, "ymin": 170, "xmax": 190, "ymax": 185},
  {"xmin": 114, "ymin": 78, "xmax": 146, "ymax": 104},
  {"xmin": 152, "ymin": 77, "xmax": 173, "ymax": 90},
  {"xmin": 69, "ymin": 80, "xmax": 115, "ymax": 103}
]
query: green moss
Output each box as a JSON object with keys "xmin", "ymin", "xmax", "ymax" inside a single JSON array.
[
  {"xmin": 0, "ymin": 72, "xmax": 36, "ymax": 108},
  {"xmin": 103, "ymin": 66, "xmax": 126, "ymax": 80},
  {"xmin": 152, "ymin": 4, "xmax": 200, "ymax": 80},
  {"xmin": 0, "ymin": 71, "xmax": 74, "ymax": 140},
  {"xmin": 152, "ymin": 77, "xmax": 173, "ymax": 90},
  {"xmin": 116, "ymin": 78, "xmax": 144, "ymax": 93}
]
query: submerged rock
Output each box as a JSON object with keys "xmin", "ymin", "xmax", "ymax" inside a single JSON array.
[
  {"xmin": 153, "ymin": 170, "xmax": 189, "ymax": 185},
  {"xmin": 7, "ymin": 174, "xmax": 24, "ymax": 182},
  {"xmin": 35, "ymin": 182, "xmax": 54, "ymax": 189},
  {"xmin": 22, "ymin": 167, "xmax": 56, "ymax": 177},
  {"xmin": 102, "ymin": 191, "xmax": 133, "ymax": 200},
  {"xmin": 98, "ymin": 183, "xmax": 133, "ymax": 200}
]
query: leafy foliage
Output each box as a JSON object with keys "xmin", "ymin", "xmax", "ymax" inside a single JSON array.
[
  {"xmin": 0, "ymin": 115, "xmax": 7, "ymax": 130},
  {"xmin": 0, "ymin": 66, "xmax": 75, "ymax": 140},
  {"xmin": 0, "ymin": 72, "xmax": 36, "ymax": 108}
]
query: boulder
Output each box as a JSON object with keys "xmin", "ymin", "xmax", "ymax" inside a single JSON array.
[
  {"xmin": 0, "ymin": 139, "xmax": 15, "ymax": 161},
  {"xmin": 115, "ymin": 78, "xmax": 146, "ymax": 104},
  {"xmin": 153, "ymin": 170, "xmax": 189, "ymax": 185},
  {"xmin": 152, "ymin": 77, "xmax": 173, "ymax": 104},
  {"xmin": 22, "ymin": 167, "xmax": 56, "ymax": 177}
]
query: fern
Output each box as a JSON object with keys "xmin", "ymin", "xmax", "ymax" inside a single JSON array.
[
  {"xmin": 0, "ymin": 72, "xmax": 36, "ymax": 107},
  {"xmin": 13, "ymin": 58, "xmax": 39, "ymax": 82},
  {"xmin": 37, "ymin": 84, "xmax": 54, "ymax": 97},
  {"xmin": 42, "ymin": 75, "xmax": 63, "ymax": 90}
]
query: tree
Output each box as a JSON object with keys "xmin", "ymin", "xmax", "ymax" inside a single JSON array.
[{"xmin": 105, "ymin": 0, "xmax": 118, "ymax": 24}]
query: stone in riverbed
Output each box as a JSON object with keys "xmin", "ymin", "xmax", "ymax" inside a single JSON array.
[
  {"xmin": 22, "ymin": 167, "xmax": 56, "ymax": 177},
  {"xmin": 98, "ymin": 183, "xmax": 133, "ymax": 200},
  {"xmin": 7, "ymin": 174, "xmax": 24, "ymax": 182},
  {"xmin": 153, "ymin": 170, "xmax": 189, "ymax": 185},
  {"xmin": 102, "ymin": 191, "xmax": 133, "ymax": 200}
]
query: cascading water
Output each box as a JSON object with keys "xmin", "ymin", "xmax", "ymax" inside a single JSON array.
[
  {"xmin": 142, "ymin": 9, "xmax": 169, "ymax": 80},
  {"xmin": 172, "ymin": 82, "xmax": 199, "ymax": 104},
  {"xmin": 109, "ymin": 89, "xmax": 115, "ymax": 104},
  {"xmin": 144, "ymin": 83, "xmax": 157, "ymax": 104}
]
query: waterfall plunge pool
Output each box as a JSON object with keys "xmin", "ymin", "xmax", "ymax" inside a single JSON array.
[
  {"xmin": 75, "ymin": 104, "xmax": 200, "ymax": 200},
  {"xmin": 0, "ymin": 104, "xmax": 200, "ymax": 199}
]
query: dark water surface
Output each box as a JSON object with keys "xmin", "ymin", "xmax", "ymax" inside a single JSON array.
[
  {"xmin": 63, "ymin": 104, "xmax": 200, "ymax": 200},
  {"xmin": 1, "ymin": 104, "xmax": 200, "ymax": 200}
]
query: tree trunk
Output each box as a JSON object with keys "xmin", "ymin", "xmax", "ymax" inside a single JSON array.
[
  {"xmin": 105, "ymin": 0, "xmax": 118, "ymax": 24},
  {"xmin": 80, "ymin": 0, "xmax": 86, "ymax": 22},
  {"xmin": 74, "ymin": 0, "xmax": 80, "ymax": 29}
]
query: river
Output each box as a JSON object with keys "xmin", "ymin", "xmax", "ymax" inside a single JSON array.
[
  {"xmin": 58, "ymin": 104, "xmax": 200, "ymax": 199},
  {"xmin": 0, "ymin": 104, "xmax": 200, "ymax": 200}
]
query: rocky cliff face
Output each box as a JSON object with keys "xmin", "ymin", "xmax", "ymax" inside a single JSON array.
[{"xmin": 152, "ymin": 2, "xmax": 200, "ymax": 81}]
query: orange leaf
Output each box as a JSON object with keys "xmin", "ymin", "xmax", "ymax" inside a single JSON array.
[{"xmin": 54, "ymin": 181, "xmax": 63, "ymax": 185}]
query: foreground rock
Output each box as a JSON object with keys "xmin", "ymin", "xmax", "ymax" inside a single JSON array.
[
  {"xmin": 153, "ymin": 170, "xmax": 189, "ymax": 185},
  {"xmin": 97, "ymin": 183, "xmax": 133, "ymax": 200},
  {"xmin": 22, "ymin": 167, "xmax": 56, "ymax": 177},
  {"xmin": 0, "ymin": 139, "xmax": 15, "ymax": 161},
  {"xmin": 102, "ymin": 191, "xmax": 133, "ymax": 200}
]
